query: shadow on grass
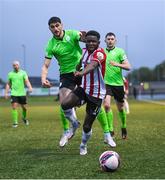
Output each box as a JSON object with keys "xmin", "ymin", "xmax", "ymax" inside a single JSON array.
[{"xmin": 24, "ymin": 147, "xmax": 81, "ymax": 159}]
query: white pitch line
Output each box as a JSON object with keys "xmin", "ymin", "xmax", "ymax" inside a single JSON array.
[{"xmin": 140, "ymin": 99, "xmax": 165, "ymax": 106}]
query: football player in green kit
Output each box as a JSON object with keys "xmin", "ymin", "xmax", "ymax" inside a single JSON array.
[
  {"xmin": 41, "ymin": 17, "xmax": 86, "ymax": 147},
  {"xmin": 98, "ymin": 32, "xmax": 131, "ymax": 139},
  {"xmin": 5, "ymin": 60, "xmax": 33, "ymax": 127}
]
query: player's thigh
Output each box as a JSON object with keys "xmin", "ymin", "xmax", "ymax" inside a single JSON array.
[
  {"xmin": 61, "ymin": 86, "xmax": 86, "ymax": 109},
  {"xmin": 11, "ymin": 96, "xmax": 19, "ymax": 109},
  {"xmin": 59, "ymin": 87, "xmax": 72, "ymax": 104},
  {"xmin": 104, "ymin": 84, "xmax": 113, "ymax": 110},
  {"xmin": 61, "ymin": 92, "xmax": 80, "ymax": 109}
]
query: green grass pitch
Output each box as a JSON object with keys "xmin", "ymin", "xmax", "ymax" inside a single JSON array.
[{"xmin": 0, "ymin": 96, "xmax": 164, "ymax": 179}]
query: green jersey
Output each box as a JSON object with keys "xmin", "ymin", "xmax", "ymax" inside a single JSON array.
[
  {"xmin": 8, "ymin": 70, "xmax": 28, "ymax": 96},
  {"xmin": 104, "ymin": 47, "xmax": 127, "ymax": 86},
  {"xmin": 45, "ymin": 30, "xmax": 82, "ymax": 74}
]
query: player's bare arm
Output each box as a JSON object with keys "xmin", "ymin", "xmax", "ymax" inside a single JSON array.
[
  {"xmin": 5, "ymin": 82, "xmax": 10, "ymax": 99},
  {"xmin": 25, "ymin": 78, "xmax": 33, "ymax": 93},
  {"xmin": 110, "ymin": 60, "xmax": 131, "ymax": 71},
  {"xmin": 75, "ymin": 61, "xmax": 98, "ymax": 77},
  {"xmin": 41, "ymin": 59, "xmax": 52, "ymax": 88}
]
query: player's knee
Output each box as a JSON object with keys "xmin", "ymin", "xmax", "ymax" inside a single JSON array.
[
  {"xmin": 22, "ymin": 106, "xmax": 27, "ymax": 111},
  {"xmin": 61, "ymin": 100, "xmax": 69, "ymax": 110},
  {"xmin": 119, "ymin": 107, "xmax": 124, "ymax": 112},
  {"xmin": 117, "ymin": 102, "xmax": 125, "ymax": 111},
  {"xmin": 83, "ymin": 124, "xmax": 91, "ymax": 133},
  {"xmin": 104, "ymin": 103, "xmax": 110, "ymax": 112},
  {"xmin": 61, "ymin": 101, "xmax": 69, "ymax": 110},
  {"xmin": 61, "ymin": 100, "xmax": 74, "ymax": 110}
]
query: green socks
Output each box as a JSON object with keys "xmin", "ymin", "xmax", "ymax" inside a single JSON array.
[
  {"xmin": 98, "ymin": 107, "xmax": 126, "ymax": 132},
  {"xmin": 12, "ymin": 109, "xmax": 18, "ymax": 124},
  {"xmin": 118, "ymin": 110, "xmax": 127, "ymax": 128},
  {"xmin": 60, "ymin": 107, "xmax": 69, "ymax": 131},
  {"xmin": 97, "ymin": 107, "xmax": 109, "ymax": 133},
  {"xmin": 106, "ymin": 110, "xmax": 114, "ymax": 132},
  {"xmin": 22, "ymin": 109, "xmax": 27, "ymax": 119}
]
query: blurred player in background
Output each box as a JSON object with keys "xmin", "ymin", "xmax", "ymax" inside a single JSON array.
[
  {"xmin": 97, "ymin": 32, "xmax": 131, "ymax": 140},
  {"xmin": 41, "ymin": 16, "xmax": 86, "ymax": 147},
  {"xmin": 5, "ymin": 60, "xmax": 33, "ymax": 127},
  {"xmin": 61, "ymin": 30, "xmax": 116, "ymax": 155},
  {"xmin": 123, "ymin": 76, "xmax": 130, "ymax": 114}
]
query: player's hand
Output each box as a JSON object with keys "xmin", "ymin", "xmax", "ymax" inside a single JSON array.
[
  {"xmin": 28, "ymin": 88, "xmax": 33, "ymax": 93},
  {"xmin": 79, "ymin": 31, "xmax": 86, "ymax": 42},
  {"xmin": 74, "ymin": 71, "xmax": 83, "ymax": 77},
  {"xmin": 110, "ymin": 61, "xmax": 118, "ymax": 67},
  {"xmin": 125, "ymin": 90, "xmax": 129, "ymax": 95},
  {"xmin": 42, "ymin": 80, "xmax": 52, "ymax": 88},
  {"xmin": 5, "ymin": 94, "xmax": 8, "ymax": 99}
]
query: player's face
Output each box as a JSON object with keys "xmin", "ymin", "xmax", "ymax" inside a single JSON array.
[
  {"xmin": 13, "ymin": 64, "xmax": 19, "ymax": 71},
  {"xmin": 105, "ymin": 35, "xmax": 116, "ymax": 49},
  {"xmin": 86, "ymin": 35, "xmax": 100, "ymax": 53},
  {"xmin": 49, "ymin": 22, "xmax": 63, "ymax": 38}
]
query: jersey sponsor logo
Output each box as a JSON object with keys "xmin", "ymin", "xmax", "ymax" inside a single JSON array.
[{"xmin": 97, "ymin": 52, "xmax": 104, "ymax": 60}]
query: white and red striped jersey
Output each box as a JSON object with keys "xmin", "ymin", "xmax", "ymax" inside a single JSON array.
[
  {"xmin": 123, "ymin": 77, "xmax": 129, "ymax": 92},
  {"xmin": 81, "ymin": 48, "xmax": 106, "ymax": 99}
]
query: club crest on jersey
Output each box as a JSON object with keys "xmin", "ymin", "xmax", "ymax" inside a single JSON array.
[
  {"xmin": 123, "ymin": 55, "xmax": 127, "ymax": 59},
  {"xmin": 97, "ymin": 52, "xmax": 104, "ymax": 60},
  {"xmin": 65, "ymin": 36, "xmax": 70, "ymax": 42}
]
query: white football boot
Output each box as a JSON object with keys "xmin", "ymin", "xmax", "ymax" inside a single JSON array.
[
  {"xmin": 80, "ymin": 143, "xmax": 87, "ymax": 155},
  {"xmin": 104, "ymin": 132, "xmax": 116, "ymax": 148},
  {"xmin": 59, "ymin": 132, "xmax": 69, "ymax": 147}
]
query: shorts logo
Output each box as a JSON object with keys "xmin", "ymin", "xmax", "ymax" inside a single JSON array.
[
  {"xmin": 80, "ymin": 100, "xmax": 85, "ymax": 105},
  {"xmin": 92, "ymin": 106, "xmax": 100, "ymax": 116}
]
